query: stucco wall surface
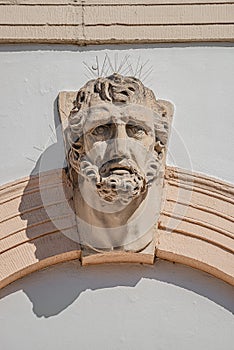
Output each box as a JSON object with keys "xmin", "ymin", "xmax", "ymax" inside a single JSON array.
[
  {"xmin": 0, "ymin": 44, "xmax": 233, "ymax": 349},
  {"xmin": 0, "ymin": 260, "xmax": 233, "ymax": 350},
  {"xmin": 0, "ymin": 44, "xmax": 234, "ymax": 186}
]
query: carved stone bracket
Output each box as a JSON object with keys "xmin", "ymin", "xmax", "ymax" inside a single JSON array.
[{"xmin": 58, "ymin": 74, "xmax": 174, "ymax": 262}]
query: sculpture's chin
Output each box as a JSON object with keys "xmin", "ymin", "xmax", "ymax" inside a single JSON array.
[{"xmin": 96, "ymin": 172, "xmax": 146, "ymax": 205}]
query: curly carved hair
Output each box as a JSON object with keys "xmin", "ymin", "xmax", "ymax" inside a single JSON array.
[{"xmin": 66, "ymin": 74, "xmax": 173, "ymax": 174}]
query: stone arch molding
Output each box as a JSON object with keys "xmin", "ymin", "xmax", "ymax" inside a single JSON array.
[{"xmin": 0, "ymin": 166, "xmax": 234, "ymax": 289}]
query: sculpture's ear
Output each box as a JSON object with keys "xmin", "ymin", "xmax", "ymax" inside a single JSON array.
[
  {"xmin": 158, "ymin": 99, "xmax": 174, "ymax": 125},
  {"xmin": 58, "ymin": 91, "xmax": 78, "ymax": 158},
  {"xmin": 58, "ymin": 91, "xmax": 77, "ymax": 130}
]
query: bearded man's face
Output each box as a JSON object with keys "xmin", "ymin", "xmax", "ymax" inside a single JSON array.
[{"xmin": 72, "ymin": 103, "xmax": 163, "ymax": 205}]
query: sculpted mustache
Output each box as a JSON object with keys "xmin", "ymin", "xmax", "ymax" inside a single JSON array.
[
  {"xmin": 99, "ymin": 157, "xmax": 140, "ymax": 176},
  {"xmin": 78, "ymin": 153, "xmax": 160, "ymax": 187}
]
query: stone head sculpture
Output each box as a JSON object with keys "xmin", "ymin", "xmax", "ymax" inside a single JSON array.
[{"xmin": 59, "ymin": 73, "xmax": 173, "ymax": 257}]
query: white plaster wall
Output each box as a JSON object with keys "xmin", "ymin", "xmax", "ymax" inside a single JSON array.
[
  {"xmin": 0, "ymin": 44, "xmax": 234, "ymax": 186},
  {"xmin": 0, "ymin": 44, "xmax": 234, "ymax": 349},
  {"xmin": 0, "ymin": 261, "xmax": 233, "ymax": 350}
]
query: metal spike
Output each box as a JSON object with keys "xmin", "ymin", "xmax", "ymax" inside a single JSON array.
[
  {"xmin": 141, "ymin": 67, "xmax": 153, "ymax": 83},
  {"xmin": 49, "ymin": 124, "xmax": 56, "ymax": 138},
  {"xmin": 114, "ymin": 53, "xmax": 117, "ymax": 72},
  {"xmin": 26, "ymin": 157, "xmax": 36, "ymax": 163},
  {"xmin": 137, "ymin": 59, "xmax": 150, "ymax": 79},
  {"xmin": 114, "ymin": 52, "xmax": 119, "ymax": 73},
  {"xmin": 119, "ymin": 65, "xmax": 129, "ymax": 75},
  {"xmin": 135, "ymin": 60, "xmax": 143, "ymax": 77},
  {"xmin": 103, "ymin": 54, "xmax": 112, "ymax": 76},
  {"xmin": 116, "ymin": 55, "xmax": 125, "ymax": 74},
  {"xmin": 33, "ymin": 146, "xmax": 44, "ymax": 152},
  {"xmin": 117, "ymin": 55, "xmax": 130, "ymax": 74},
  {"xmin": 126, "ymin": 57, "xmax": 134, "ymax": 76},
  {"xmin": 106, "ymin": 54, "xmax": 115, "ymax": 74},
  {"xmin": 134, "ymin": 56, "xmax": 141, "ymax": 77},
  {"xmin": 121, "ymin": 66, "xmax": 132, "ymax": 76},
  {"xmin": 141, "ymin": 65, "xmax": 153, "ymax": 80},
  {"xmin": 83, "ymin": 67, "xmax": 94, "ymax": 79},
  {"xmin": 84, "ymin": 67, "xmax": 93, "ymax": 79},
  {"xmin": 100, "ymin": 54, "xmax": 108, "ymax": 76},
  {"xmin": 50, "ymin": 136, "xmax": 56, "ymax": 144},
  {"xmin": 84, "ymin": 72, "xmax": 91, "ymax": 80},
  {"xmin": 95, "ymin": 56, "xmax": 100, "ymax": 77},
  {"xmin": 83, "ymin": 61, "xmax": 96, "ymax": 78},
  {"xmin": 120, "ymin": 59, "xmax": 134, "ymax": 75},
  {"xmin": 137, "ymin": 64, "xmax": 143, "ymax": 79}
]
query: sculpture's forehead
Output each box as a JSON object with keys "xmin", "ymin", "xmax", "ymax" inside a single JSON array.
[{"xmin": 83, "ymin": 102, "xmax": 155, "ymax": 132}]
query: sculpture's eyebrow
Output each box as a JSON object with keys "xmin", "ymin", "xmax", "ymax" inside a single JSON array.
[
  {"xmin": 83, "ymin": 105, "xmax": 120, "ymax": 132},
  {"xmin": 121, "ymin": 108, "xmax": 155, "ymax": 130},
  {"xmin": 127, "ymin": 114, "xmax": 152, "ymax": 125}
]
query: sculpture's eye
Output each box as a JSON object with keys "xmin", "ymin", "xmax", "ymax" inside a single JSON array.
[
  {"xmin": 126, "ymin": 124, "xmax": 147, "ymax": 138},
  {"xmin": 92, "ymin": 124, "xmax": 111, "ymax": 138}
]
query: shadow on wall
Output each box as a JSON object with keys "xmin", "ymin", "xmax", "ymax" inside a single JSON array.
[
  {"xmin": 0, "ymin": 260, "xmax": 234, "ymax": 319},
  {"xmin": 5, "ymin": 96, "xmax": 81, "ymax": 317},
  {"xmin": 17, "ymin": 96, "xmax": 80, "ymax": 266},
  {"xmin": 1, "ymin": 97, "xmax": 233, "ymax": 318}
]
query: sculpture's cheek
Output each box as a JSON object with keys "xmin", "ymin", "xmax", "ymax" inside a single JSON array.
[
  {"xmin": 83, "ymin": 140, "xmax": 109, "ymax": 168},
  {"xmin": 139, "ymin": 134, "xmax": 155, "ymax": 151}
]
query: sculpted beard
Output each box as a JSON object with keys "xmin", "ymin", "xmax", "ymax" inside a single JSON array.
[{"xmin": 76, "ymin": 150, "xmax": 161, "ymax": 205}]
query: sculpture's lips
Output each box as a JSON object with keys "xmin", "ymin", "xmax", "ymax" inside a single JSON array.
[{"xmin": 100, "ymin": 159, "xmax": 134, "ymax": 177}]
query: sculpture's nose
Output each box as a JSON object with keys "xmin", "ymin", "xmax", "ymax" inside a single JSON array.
[
  {"xmin": 113, "ymin": 124, "xmax": 129, "ymax": 157},
  {"xmin": 116, "ymin": 124, "xmax": 127, "ymax": 139}
]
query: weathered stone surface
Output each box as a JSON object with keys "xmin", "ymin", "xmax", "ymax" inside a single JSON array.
[{"xmin": 59, "ymin": 73, "xmax": 174, "ymax": 261}]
